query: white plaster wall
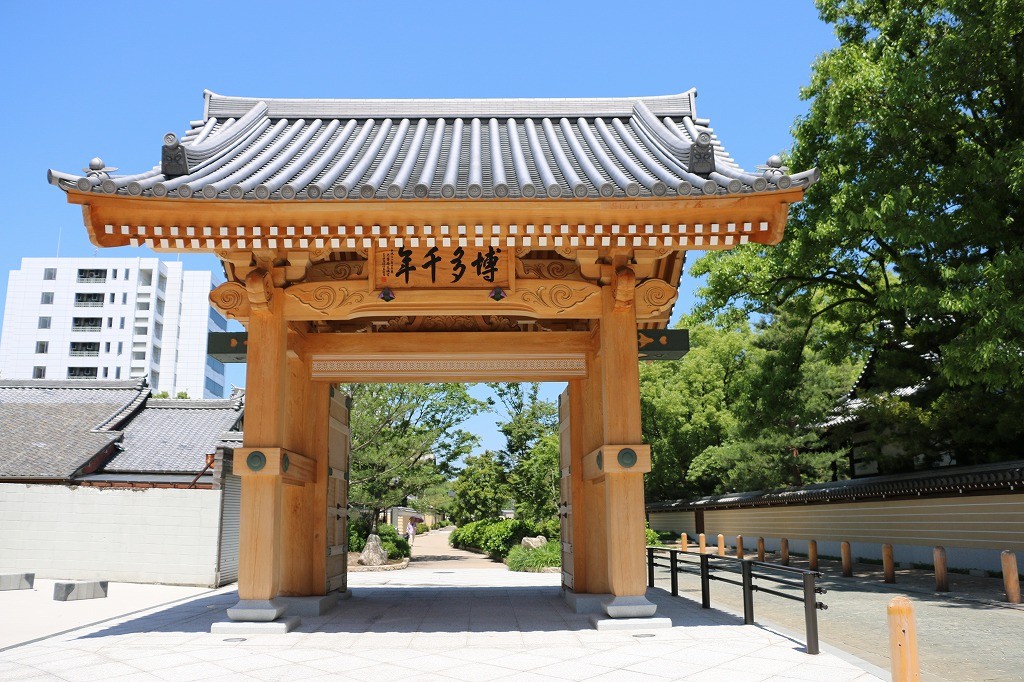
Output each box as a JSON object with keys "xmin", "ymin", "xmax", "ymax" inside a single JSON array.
[{"xmin": 0, "ymin": 484, "xmax": 222, "ymax": 586}]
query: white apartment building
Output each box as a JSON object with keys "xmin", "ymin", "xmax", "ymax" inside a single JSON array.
[{"xmin": 0, "ymin": 257, "xmax": 227, "ymax": 398}]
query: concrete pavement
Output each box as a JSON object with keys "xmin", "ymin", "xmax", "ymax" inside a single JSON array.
[
  {"xmin": 0, "ymin": 544, "xmax": 882, "ymax": 681},
  {"xmin": 652, "ymin": 550, "xmax": 1023, "ymax": 682}
]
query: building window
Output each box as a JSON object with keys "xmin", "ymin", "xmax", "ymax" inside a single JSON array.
[
  {"xmin": 205, "ymin": 377, "xmax": 224, "ymax": 397},
  {"xmin": 38, "ymin": 317, "xmax": 51, "ymax": 329},
  {"xmin": 139, "ymin": 269, "xmax": 153, "ymax": 286},
  {"xmin": 124, "ymin": 269, "xmax": 130, "ymax": 280},
  {"xmin": 75, "ymin": 293, "xmax": 104, "ymax": 307},
  {"xmin": 70, "ymin": 342, "xmax": 100, "ymax": 357},
  {"xmin": 107, "ymin": 317, "xmax": 113, "ymax": 328},
  {"xmin": 40, "ymin": 292, "xmax": 54, "ymax": 304},
  {"xmin": 157, "ymin": 274, "xmax": 167, "ymax": 291},
  {"xmin": 72, "ymin": 317, "xmax": 102, "ymax": 332},
  {"xmin": 112, "ymin": 269, "xmax": 117, "ymax": 279},
  {"xmin": 134, "ymin": 326, "xmax": 148, "ymax": 336},
  {"xmin": 156, "ymin": 298, "xmax": 165, "ymax": 316},
  {"xmin": 67, "ymin": 367, "xmax": 98, "ymax": 379},
  {"xmin": 105, "ymin": 342, "xmax": 111, "ymax": 353},
  {"xmin": 122, "ymin": 292, "xmax": 127, "ymax": 304},
  {"xmin": 120, "ymin": 317, "xmax": 126, "ymax": 330},
  {"xmin": 115, "ymin": 367, "xmax": 121, "ymax": 379},
  {"xmin": 103, "ymin": 367, "xmax": 109, "ymax": 378},
  {"xmin": 132, "ymin": 351, "xmax": 146, "ymax": 361},
  {"xmin": 76, "ymin": 268, "xmax": 106, "ymax": 283},
  {"xmin": 35, "ymin": 341, "xmax": 48, "ymax": 354},
  {"xmin": 109, "ymin": 293, "xmax": 115, "ymax": 303},
  {"xmin": 33, "ymin": 366, "xmax": 46, "ymax": 379},
  {"xmin": 43, "ymin": 268, "xmax": 56, "ymax": 281},
  {"xmin": 117, "ymin": 341, "xmax": 123, "ymax": 355}
]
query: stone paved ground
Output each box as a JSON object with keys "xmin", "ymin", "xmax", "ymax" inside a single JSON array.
[
  {"xmin": 0, "ymin": 546, "xmax": 882, "ymax": 681},
  {"xmin": 651, "ymin": 549, "xmax": 1024, "ymax": 682}
]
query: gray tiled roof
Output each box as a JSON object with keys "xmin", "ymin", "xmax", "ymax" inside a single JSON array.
[
  {"xmin": 102, "ymin": 397, "xmax": 243, "ymax": 474},
  {"xmin": 49, "ymin": 89, "xmax": 817, "ymax": 202},
  {"xmin": 647, "ymin": 460, "xmax": 1024, "ymax": 511},
  {"xmin": 0, "ymin": 380, "xmax": 148, "ymax": 480}
]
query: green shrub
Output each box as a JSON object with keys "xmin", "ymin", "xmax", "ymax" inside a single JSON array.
[
  {"xmin": 381, "ymin": 534, "xmax": 411, "ymax": 559},
  {"xmin": 506, "ymin": 541, "xmax": 561, "ymax": 572},
  {"xmin": 349, "ymin": 528, "xmax": 366, "ymax": 554},
  {"xmin": 536, "ymin": 517, "xmax": 561, "ymax": 541},
  {"xmin": 645, "ymin": 522, "xmax": 661, "ymax": 546},
  {"xmin": 480, "ymin": 519, "xmax": 535, "ymax": 558},
  {"xmin": 450, "ymin": 518, "xmax": 500, "ymax": 550},
  {"xmin": 416, "ymin": 522, "xmax": 429, "ymax": 534}
]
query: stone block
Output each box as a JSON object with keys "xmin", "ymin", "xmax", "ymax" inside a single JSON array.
[
  {"xmin": 277, "ymin": 593, "xmax": 339, "ymax": 617},
  {"xmin": 601, "ymin": 595, "xmax": 657, "ymax": 618},
  {"xmin": 589, "ymin": 615, "xmax": 673, "ymax": 631},
  {"xmin": 0, "ymin": 573, "xmax": 34, "ymax": 591},
  {"xmin": 211, "ymin": 616, "xmax": 300, "ymax": 635},
  {"xmin": 227, "ymin": 598, "xmax": 287, "ymax": 622},
  {"xmin": 562, "ymin": 589, "xmax": 613, "ymax": 614},
  {"xmin": 53, "ymin": 580, "xmax": 108, "ymax": 601},
  {"xmin": 521, "ymin": 536, "xmax": 548, "ymax": 550}
]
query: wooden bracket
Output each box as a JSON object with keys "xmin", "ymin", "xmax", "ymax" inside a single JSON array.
[
  {"xmin": 582, "ymin": 444, "xmax": 651, "ymax": 480},
  {"xmin": 613, "ymin": 267, "xmax": 636, "ymax": 312},
  {"xmin": 235, "ymin": 447, "xmax": 316, "ymax": 486},
  {"xmin": 245, "ymin": 268, "xmax": 274, "ymax": 312}
]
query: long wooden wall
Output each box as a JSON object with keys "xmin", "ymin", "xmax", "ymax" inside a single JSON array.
[{"xmin": 649, "ymin": 493, "xmax": 1024, "ymax": 572}]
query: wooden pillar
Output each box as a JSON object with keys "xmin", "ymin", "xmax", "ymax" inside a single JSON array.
[
  {"xmin": 570, "ymin": 356, "xmax": 609, "ymax": 595},
  {"xmin": 808, "ymin": 540, "xmax": 818, "ymax": 571},
  {"xmin": 237, "ymin": 280, "xmax": 288, "ymax": 602},
  {"xmin": 598, "ymin": 277, "xmax": 648, "ymax": 600}
]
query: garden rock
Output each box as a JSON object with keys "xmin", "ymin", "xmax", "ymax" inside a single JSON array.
[
  {"xmin": 521, "ymin": 535, "xmax": 548, "ymax": 550},
  {"xmin": 359, "ymin": 534, "xmax": 388, "ymax": 566}
]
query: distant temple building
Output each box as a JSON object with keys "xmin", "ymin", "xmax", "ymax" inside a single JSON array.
[{"xmin": 0, "ymin": 257, "xmax": 227, "ymax": 397}]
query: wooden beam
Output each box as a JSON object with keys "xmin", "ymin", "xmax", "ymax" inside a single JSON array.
[
  {"xmin": 71, "ymin": 190, "xmax": 803, "ymax": 251},
  {"xmin": 581, "ymin": 444, "xmax": 652, "ymax": 480}
]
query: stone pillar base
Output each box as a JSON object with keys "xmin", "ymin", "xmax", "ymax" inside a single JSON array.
[
  {"xmin": 212, "ymin": 616, "xmax": 300, "ymax": 635},
  {"xmin": 562, "ymin": 589, "xmax": 611, "ymax": 614},
  {"xmin": 227, "ymin": 598, "xmax": 287, "ymax": 622},
  {"xmin": 277, "ymin": 593, "xmax": 340, "ymax": 617},
  {"xmin": 601, "ymin": 595, "xmax": 657, "ymax": 618}
]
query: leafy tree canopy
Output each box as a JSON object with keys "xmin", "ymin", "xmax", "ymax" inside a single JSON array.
[
  {"xmin": 688, "ymin": 0, "xmax": 1024, "ymax": 466},
  {"xmin": 450, "ymin": 450, "xmax": 511, "ymax": 525},
  {"xmin": 344, "ymin": 383, "xmax": 486, "ymax": 522}
]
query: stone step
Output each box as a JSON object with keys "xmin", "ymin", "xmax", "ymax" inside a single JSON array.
[
  {"xmin": 53, "ymin": 580, "xmax": 108, "ymax": 601},
  {"xmin": 0, "ymin": 573, "xmax": 35, "ymax": 591}
]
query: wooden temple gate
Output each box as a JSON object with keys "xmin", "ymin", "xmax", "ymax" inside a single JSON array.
[{"xmin": 49, "ymin": 88, "xmax": 812, "ymax": 627}]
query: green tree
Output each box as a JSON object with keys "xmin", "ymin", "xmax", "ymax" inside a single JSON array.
[
  {"xmin": 509, "ymin": 432, "xmax": 560, "ymax": 523},
  {"xmin": 450, "ymin": 451, "xmax": 511, "ymax": 525},
  {"xmin": 487, "ymin": 382, "xmax": 558, "ymax": 468},
  {"xmin": 344, "ymin": 383, "xmax": 486, "ymax": 528},
  {"xmin": 691, "ymin": 0, "xmax": 1024, "ymax": 464}
]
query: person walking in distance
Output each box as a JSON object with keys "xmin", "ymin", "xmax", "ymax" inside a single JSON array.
[{"xmin": 407, "ymin": 519, "xmax": 416, "ymax": 547}]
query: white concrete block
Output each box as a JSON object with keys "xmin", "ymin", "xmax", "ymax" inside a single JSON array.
[
  {"xmin": 0, "ymin": 573, "xmax": 34, "ymax": 590},
  {"xmin": 589, "ymin": 615, "xmax": 673, "ymax": 631},
  {"xmin": 53, "ymin": 580, "xmax": 108, "ymax": 601},
  {"xmin": 211, "ymin": 617, "xmax": 300, "ymax": 635}
]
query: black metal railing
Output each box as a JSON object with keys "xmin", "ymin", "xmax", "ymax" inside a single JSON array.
[{"xmin": 647, "ymin": 546, "xmax": 827, "ymax": 655}]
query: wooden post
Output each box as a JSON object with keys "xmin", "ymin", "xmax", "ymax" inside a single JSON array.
[
  {"xmin": 567, "ymin": 378, "xmax": 599, "ymax": 595},
  {"xmin": 680, "ymin": 534, "xmax": 689, "ymax": 552},
  {"xmin": 887, "ymin": 596, "xmax": 920, "ymax": 682},
  {"xmin": 597, "ymin": 279, "xmax": 647, "ymax": 601},
  {"xmin": 757, "ymin": 537, "xmax": 765, "ymax": 562},
  {"xmin": 780, "ymin": 538, "xmax": 790, "ymax": 565},
  {"xmin": 808, "ymin": 540, "xmax": 818, "ymax": 571},
  {"xmin": 699, "ymin": 533, "xmax": 707, "ymax": 554},
  {"xmin": 717, "ymin": 533, "xmax": 726, "ymax": 557},
  {"xmin": 933, "ymin": 547, "xmax": 949, "ymax": 592},
  {"xmin": 1002, "ymin": 551, "xmax": 1021, "ymax": 604},
  {"xmin": 237, "ymin": 282, "xmax": 287, "ymax": 602},
  {"xmin": 736, "ymin": 534, "xmax": 744, "ymax": 560},
  {"xmin": 883, "ymin": 543, "xmax": 896, "ymax": 583},
  {"xmin": 841, "ymin": 541, "xmax": 853, "ymax": 577}
]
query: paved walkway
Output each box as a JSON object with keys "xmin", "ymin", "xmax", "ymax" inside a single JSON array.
[
  {"xmin": 0, "ymin": 545, "xmax": 882, "ymax": 681},
  {"xmin": 408, "ymin": 528, "xmax": 506, "ymax": 570},
  {"xmin": 652, "ymin": 550, "xmax": 1023, "ymax": 682}
]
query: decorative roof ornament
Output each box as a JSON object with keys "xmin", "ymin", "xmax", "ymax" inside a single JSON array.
[
  {"xmin": 757, "ymin": 155, "xmax": 793, "ymax": 190},
  {"xmin": 75, "ymin": 158, "xmax": 118, "ymax": 191}
]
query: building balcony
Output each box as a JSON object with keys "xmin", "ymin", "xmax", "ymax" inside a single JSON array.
[
  {"xmin": 68, "ymin": 350, "xmax": 100, "ymax": 357},
  {"xmin": 75, "ymin": 276, "xmax": 107, "ymax": 284},
  {"xmin": 73, "ymin": 301, "xmax": 104, "ymax": 307},
  {"xmin": 71, "ymin": 326, "xmax": 102, "ymax": 333}
]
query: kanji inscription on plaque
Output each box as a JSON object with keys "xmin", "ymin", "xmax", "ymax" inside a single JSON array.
[{"xmin": 374, "ymin": 246, "xmax": 510, "ymax": 288}]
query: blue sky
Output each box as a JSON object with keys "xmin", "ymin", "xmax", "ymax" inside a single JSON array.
[{"xmin": 0, "ymin": 1, "xmax": 837, "ymax": 454}]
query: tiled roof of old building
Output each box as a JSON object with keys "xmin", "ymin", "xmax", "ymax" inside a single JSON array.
[
  {"xmin": 0, "ymin": 379, "xmax": 148, "ymax": 480},
  {"xmin": 49, "ymin": 89, "xmax": 816, "ymax": 202}
]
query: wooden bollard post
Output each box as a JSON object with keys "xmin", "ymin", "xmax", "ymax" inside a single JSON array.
[
  {"xmin": 933, "ymin": 547, "xmax": 949, "ymax": 592},
  {"xmin": 698, "ymin": 533, "xmax": 707, "ymax": 554},
  {"xmin": 1002, "ymin": 551, "xmax": 1021, "ymax": 604},
  {"xmin": 780, "ymin": 538, "xmax": 790, "ymax": 565},
  {"xmin": 883, "ymin": 543, "xmax": 896, "ymax": 583},
  {"xmin": 680, "ymin": 534, "xmax": 689, "ymax": 552},
  {"xmin": 717, "ymin": 534, "xmax": 726, "ymax": 557},
  {"xmin": 736, "ymin": 534, "xmax": 744, "ymax": 559},
  {"xmin": 757, "ymin": 537, "xmax": 765, "ymax": 562},
  {"xmin": 841, "ymin": 541, "xmax": 853, "ymax": 577},
  {"xmin": 808, "ymin": 540, "xmax": 819, "ymax": 571},
  {"xmin": 887, "ymin": 596, "xmax": 920, "ymax": 682}
]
